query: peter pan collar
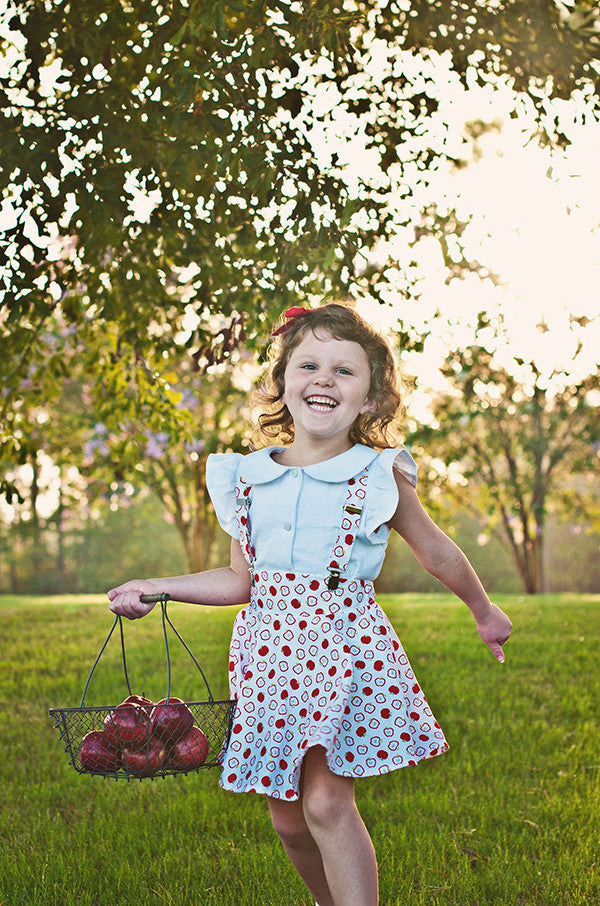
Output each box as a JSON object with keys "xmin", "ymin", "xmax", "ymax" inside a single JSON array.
[{"xmin": 239, "ymin": 444, "xmax": 379, "ymax": 485}]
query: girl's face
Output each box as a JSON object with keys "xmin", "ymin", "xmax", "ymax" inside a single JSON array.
[{"xmin": 281, "ymin": 330, "xmax": 374, "ymax": 452}]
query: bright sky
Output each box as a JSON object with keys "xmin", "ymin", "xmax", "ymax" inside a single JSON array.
[
  {"xmin": 351, "ymin": 65, "xmax": 600, "ymax": 399},
  {"xmin": 271, "ymin": 36, "xmax": 600, "ymax": 394}
]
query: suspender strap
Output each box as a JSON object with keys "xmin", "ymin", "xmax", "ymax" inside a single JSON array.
[
  {"xmin": 234, "ymin": 478, "xmax": 255, "ymax": 577},
  {"xmin": 326, "ymin": 466, "xmax": 369, "ymax": 589}
]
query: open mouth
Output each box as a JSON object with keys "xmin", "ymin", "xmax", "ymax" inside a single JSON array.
[{"xmin": 305, "ymin": 395, "xmax": 339, "ymax": 412}]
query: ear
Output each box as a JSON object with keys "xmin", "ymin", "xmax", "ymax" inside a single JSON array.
[{"xmin": 360, "ymin": 395, "xmax": 377, "ymax": 415}]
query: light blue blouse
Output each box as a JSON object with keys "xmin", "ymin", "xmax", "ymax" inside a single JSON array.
[{"xmin": 205, "ymin": 444, "xmax": 417, "ymax": 581}]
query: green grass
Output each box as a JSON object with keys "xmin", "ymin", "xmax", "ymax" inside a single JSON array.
[{"xmin": 0, "ymin": 593, "xmax": 598, "ymax": 905}]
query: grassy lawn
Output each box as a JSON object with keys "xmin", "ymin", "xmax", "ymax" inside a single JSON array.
[{"xmin": 0, "ymin": 593, "xmax": 598, "ymax": 905}]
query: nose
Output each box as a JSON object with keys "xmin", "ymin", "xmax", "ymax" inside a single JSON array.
[{"xmin": 313, "ymin": 370, "xmax": 334, "ymax": 386}]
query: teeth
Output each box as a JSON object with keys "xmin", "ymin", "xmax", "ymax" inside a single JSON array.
[{"xmin": 306, "ymin": 396, "xmax": 338, "ymax": 411}]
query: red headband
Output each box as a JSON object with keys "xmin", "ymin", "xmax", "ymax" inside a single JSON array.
[{"xmin": 271, "ymin": 307, "xmax": 313, "ymax": 337}]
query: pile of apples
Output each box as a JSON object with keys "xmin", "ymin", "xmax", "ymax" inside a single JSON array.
[{"xmin": 79, "ymin": 694, "xmax": 209, "ymax": 777}]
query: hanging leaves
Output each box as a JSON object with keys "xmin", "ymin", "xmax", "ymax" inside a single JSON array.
[
  {"xmin": 1, "ymin": 0, "xmax": 599, "ymax": 474},
  {"xmin": 191, "ymin": 312, "xmax": 248, "ymax": 371}
]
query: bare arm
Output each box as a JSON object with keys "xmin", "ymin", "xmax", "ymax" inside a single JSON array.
[
  {"xmin": 389, "ymin": 471, "xmax": 512, "ymax": 662},
  {"xmin": 107, "ymin": 538, "xmax": 252, "ymax": 620}
]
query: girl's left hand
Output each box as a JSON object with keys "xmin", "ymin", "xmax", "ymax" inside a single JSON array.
[
  {"xmin": 107, "ymin": 579, "xmax": 160, "ymax": 620},
  {"xmin": 476, "ymin": 604, "xmax": 513, "ymax": 663}
]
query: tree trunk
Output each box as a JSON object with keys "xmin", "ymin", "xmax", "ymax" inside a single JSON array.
[
  {"xmin": 30, "ymin": 454, "xmax": 44, "ymax": 582},
  {"xmin": 501, "ymin": 523, "xmax": 541, "ymax": 594},
  {"xmin": 523, "ymin": 539, "xmax": 539, "ymax": 594},
  {"xmin": 55, "ymin": 468, "xmax": 67, "ymax": 587},
  {"xmin": 190, "ymin": 459, "xmax": 211, "ymax": 573},
  {"xmin": 534, "ymin": 527, "xmax": 545, "ymax": 594},
  {"xmin": 180, "ymin": 520, "xmax": 195, "ymax": 575}
]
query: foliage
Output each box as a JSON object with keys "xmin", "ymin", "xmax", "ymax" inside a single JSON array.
[
  {"xmin": 81, "ymin": 357, "xmax": 252, "ymax": 571},
  {"xmin": 382, "ymin": 0, "xmax": 600, "ymax": 108},
  {"xmin": 0, "ymin": 340, "xmax": 252, "ymax": 579},
  {"xmin": 0, "ymin": 491, "xmax": 188, "ymax": 594},
  {"xmin": 2, "ymin": 0, "xmax": 600, "ymax": 427},
  {"xmin": 1, "ymin": 1, "xmax": 374, "ymax": 388},
  {"xmin": 409, "ymin": 318, "xmax": 600, "ymax": 593}
]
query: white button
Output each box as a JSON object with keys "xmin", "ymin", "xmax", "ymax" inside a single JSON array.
[
  {"xmin": 291, "ymin": 468, "xmax": 300, "ymax": 477},
  {"xmin": 283, "ymin": 523, "xmax": 292, "ymax": 531}
]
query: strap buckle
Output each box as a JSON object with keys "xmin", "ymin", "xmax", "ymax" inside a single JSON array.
[
  {"xmin": 327, "ymin": 568, "xmax": 341, "ymax": 590},
  {"xmin": 344, "ymin": 504, "xmax": 363, "ymax": 516}
]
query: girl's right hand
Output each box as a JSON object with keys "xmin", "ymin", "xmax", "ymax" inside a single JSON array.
[
  {"xmin": 476, "ymin": 603, "xmax": 513, "ymax": 663},
  {"xmin": 107, "ymin": 579, "xmax": 160, "ymax": 620}
]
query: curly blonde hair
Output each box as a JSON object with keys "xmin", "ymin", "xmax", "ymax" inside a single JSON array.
[{"xmin": 256, "ymin": 303, "xmax": 407, "ymax": 450}]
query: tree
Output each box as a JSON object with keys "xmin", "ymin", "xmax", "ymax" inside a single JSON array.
[
  {"xmin": 2, "ymin": 0, "xmax": 600, "ymax": 459},
  {"xmin": 408, "ymin": 318, "xmax": 600, "ymax": 593},
  {"xmin": 0, "ymin": 379, "xmax": 90, "ymax": 592},
  {"xmin": 80, "ymin": 359, "xmax": 252, "ymax": 572},
  {"xmin": 0, "ymin": 325, "xmax": 253, "ymax": 579}
]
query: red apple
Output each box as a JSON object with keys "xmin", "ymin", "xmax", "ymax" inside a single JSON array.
[
  {"xmin": 103, "ymin": 702, "xmax": 152, "ymax": 750},
  {"xmin": 169, "ymin": 726, "xmax": 210, "ymax": 771},
  {"xmin": 123, "ymin": 737, "xmax": 167, "ymax": 776},
  {"xmin": 80, "ymin": 730, "xmax": 121, "ymax": 773},
  {"xmin": 121, "ymin": 693, "xmax": 155, "ymax": 712},
  {"xmin": 151, "ymin": 697, "xmax": 194, "ymax": 745}
]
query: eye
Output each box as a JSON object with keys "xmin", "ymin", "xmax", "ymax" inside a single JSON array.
[
  {"xmin": 336, "ymin": 367, "xmax": 352, "ymax": 375},
  {"xmin": 300, "ymin": 363, "xmax": 317, "ymax": 371}
]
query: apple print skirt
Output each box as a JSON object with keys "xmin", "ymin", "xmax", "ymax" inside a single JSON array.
[{"xmin": 219, "ymin": 469, "xmax": 449, "ymax": 801}]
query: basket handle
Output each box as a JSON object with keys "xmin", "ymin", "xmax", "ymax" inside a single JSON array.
[
  {"xmin": 150, "ymin": 596, "xmax": 216, "ymax": 704},
  {"xmin": 79, "ymin": 615, "xmax": 127, "ymax": 707},
  {"xmin": 79, "ymin": 594, "xmax": 215, "ymax": 707}
]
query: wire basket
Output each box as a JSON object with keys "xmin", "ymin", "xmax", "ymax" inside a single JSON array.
[{"xmin": 49, "ymin": 594, "xmax": 237, "ymax": 780}]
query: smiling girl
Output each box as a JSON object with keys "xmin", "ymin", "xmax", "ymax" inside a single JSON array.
[{"xmin": 108, "ymin": 303, "xmax": 512, "ymax": 906}]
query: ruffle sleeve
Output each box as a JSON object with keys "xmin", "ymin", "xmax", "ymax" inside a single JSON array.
[
  {"xmin": 205, "ymin": 452, "xmax": 242, "ymax": 539},
  {"xmin": 363, "ymin": 447, "xmax": 418, "ymax": 543}
]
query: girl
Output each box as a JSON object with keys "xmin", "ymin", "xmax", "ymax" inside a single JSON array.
[{"xmin": 108, "ymin": 303, "xmax": 512, "ymax": 906}]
